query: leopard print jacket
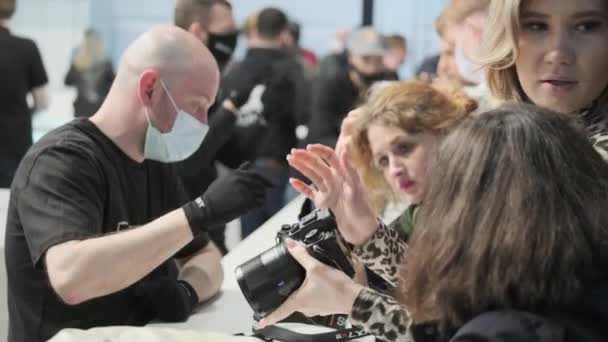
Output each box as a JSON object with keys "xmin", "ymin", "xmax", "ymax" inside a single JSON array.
[{"xmin": 348, "ymin": 221, "xmax": 415, "ymax": 342}]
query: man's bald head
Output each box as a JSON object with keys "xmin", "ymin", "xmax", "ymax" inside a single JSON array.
[
  {"xmin": 102, "ymin": 25, "xmax": 220, "ymax": 135},
  {"xmin": 117, "ymin": 25, "xmax": 219, "ymax": 86}
]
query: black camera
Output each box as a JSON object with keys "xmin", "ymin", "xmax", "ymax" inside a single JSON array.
[{"xmin": 235, "ymin": 209, "xmax": 355, "ymax": 318}]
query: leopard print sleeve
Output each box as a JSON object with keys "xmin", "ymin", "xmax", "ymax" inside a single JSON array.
[
  {"xmin": 350, "ymin": 287, "xmax": 414, "ymax": 342},
  {"xmin": 352, "ymin": 220, "xmax": 408, "ymax": 286}
]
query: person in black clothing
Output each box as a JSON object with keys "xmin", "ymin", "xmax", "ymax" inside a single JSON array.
[
  {"xmin": 4, "ymin": 26, "xmax": 271, "ymax": 342},
  {"xmin": 308, "ymin": 26, "xmax": 393, "ymax": 148},
  {"xmin": 64, "ymin": 29, "xmax": 115, "ymax": 118},
  {"xmin": 174, "ymin": 0, "xmax": 238, "ymax": 73},
  {"xmin": 0, "ymin": 0, "xmax": 49, "ymax": 188},
  {"xmin": 217, "ymin": 7, "xmax": 300, "ymax": 238},
  {"xmin": 173, "ymin": 0, "xmax": 244, "ymax": 254}
]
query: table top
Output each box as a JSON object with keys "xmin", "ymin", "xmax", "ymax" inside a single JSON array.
[{"xmin": 0, "ymin": 189, "xmax": 9, "ymax": 249}]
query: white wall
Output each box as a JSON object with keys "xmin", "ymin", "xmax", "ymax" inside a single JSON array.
[{"xmin": 91, "ymin": 0, "xmax": 447, "ymax": 79}]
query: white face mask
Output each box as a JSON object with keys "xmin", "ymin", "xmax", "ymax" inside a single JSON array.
[
  {"xmin": 143, "ymin": 80, "xmax": 209, "ymax": 163},
  {"xmin": 454, "ymin": 45, "xmax": 483, "ymax": 85}
]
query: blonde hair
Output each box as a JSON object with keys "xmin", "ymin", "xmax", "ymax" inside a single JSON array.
[
  {"xmin": 479, "ymin": 0, "xmax": 608, "ymax": 113},
  {"xmin": 477, "ymin": 0, "xmax": 527, "ymax": 102},
  {"xmin": 435, "ymin": 0, "xmax": 490, "ymax": 37},
  {"xmin": 349, "ymin": 80, "xmax": 477, "ymax": 210},
  {"xmin": 74, "ymin": 30, "xmax": 107, "ymax": 71}
]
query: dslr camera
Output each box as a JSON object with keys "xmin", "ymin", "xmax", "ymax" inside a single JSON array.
[{"xmin": 235, "ymin": 209, "xmax": 355, "ymax": 318}]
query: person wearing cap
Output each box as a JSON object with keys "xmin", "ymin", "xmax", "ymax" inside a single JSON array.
[{"xmin": 308, "ymin": 26, "xmax": 394, "ymax": 148}]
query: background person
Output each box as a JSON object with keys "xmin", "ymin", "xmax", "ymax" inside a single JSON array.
[
  {"xmin": 0, "ymin": 0, "xmax": 48, "ymax": 188},
  {"xmin": 64, "ymin": 29, "xmax": 115, "ymax": 118}
]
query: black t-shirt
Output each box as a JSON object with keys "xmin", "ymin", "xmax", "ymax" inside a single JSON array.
[
  {"xmin": 0, "ymin": 26, "xmax": 48, "ymax": 158},
  {"xmin": 4, "ymin": 118, "xmax": 210, "ymax": 342}
]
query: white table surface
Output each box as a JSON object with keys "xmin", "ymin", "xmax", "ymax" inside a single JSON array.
[{"xmin": 1, "ymin": 188, "xmax": 10, "ymax": 342}]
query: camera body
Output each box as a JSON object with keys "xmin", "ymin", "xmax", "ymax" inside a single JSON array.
[{"xmin": 235, "ymin": 209, "xmax": 355, "ymax": 318}]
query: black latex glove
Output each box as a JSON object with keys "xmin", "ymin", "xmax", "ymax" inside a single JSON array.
[
  {"xmin": 134, "ymin": 277, "xmax": 198, "ymax": 322},
  {"xmin": 183, "ymin": 162, "xmax": 273, "ymax": 236}
]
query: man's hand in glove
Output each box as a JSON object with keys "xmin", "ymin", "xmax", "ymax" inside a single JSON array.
[
  {"xmin": 134, "ymin": 276, "xmax": 199, "ymax": 322},
  {"xmin": 182, "ymin": 162, "xmax": 273, "ymax": 237}
]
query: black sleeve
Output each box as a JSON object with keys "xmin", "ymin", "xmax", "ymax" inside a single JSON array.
[
  {"xmin": 449, "ymin": 311, "xmax": 561, "ymax": 342},
  {"xmin": 194, "ymin": 106, "xmax": 237, "ymax": 166},
  {"xmin": 17, "ymin": 146, "xmax": 105, "ymax": 267},
  {"xmin": 308, "ymin": 77, "xmax": 345, "ymax": 147},
  {"xmin": 27, "ymin": 40, "xmax": 48, "ymax": 90}
]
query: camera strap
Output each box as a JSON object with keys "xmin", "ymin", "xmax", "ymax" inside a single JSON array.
[{"xmin": 251, "ymin": 325, "xmax": 371, "ymax": 342}]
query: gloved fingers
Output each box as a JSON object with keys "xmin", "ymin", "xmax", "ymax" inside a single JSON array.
[{"xmin": 248, "ymin": 172, "xmax": 274, "ymax": 188}]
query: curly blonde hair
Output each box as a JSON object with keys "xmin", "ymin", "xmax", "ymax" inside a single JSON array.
[{"xmin": 349, "ymin": 80, "xmax": 477, "ymax": 210}]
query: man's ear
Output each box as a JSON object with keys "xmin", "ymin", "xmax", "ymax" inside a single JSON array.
[
  {"xmin": 138, "ymin": 70, "xmax": 160, "ymax": 107},
  {"xmin": 189, "ymin": 22, "xmax": 209, "ymax": 45}
]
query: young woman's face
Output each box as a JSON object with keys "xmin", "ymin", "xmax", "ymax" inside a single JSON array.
[
  {"xmin": 367, "ymin": 124, "xmax": 437, "ymax": 205},
  {"xmin": 515, "ymin": 0, "xmax": 608, "ymax": 113}
]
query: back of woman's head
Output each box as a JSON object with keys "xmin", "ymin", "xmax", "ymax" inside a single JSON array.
[
  {"xmin": 402, "ymin": 102, "xmax": 608, "ymax": 327},
  {"xmin": 350, "ymin": 80, "xmax": 477, "ymax": 210}
]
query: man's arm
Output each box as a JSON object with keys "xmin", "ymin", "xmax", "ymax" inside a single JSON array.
[
  {"xmin": 176, "ymin": 241, "xmax": 224, "ymax": 302},
  {"xmin": 45, "ymin": 208, "xmax": 194, "ymax": 305},
  {"xmin": 32, "ymin": 85, "xmax": 49, "ymax": 112}
]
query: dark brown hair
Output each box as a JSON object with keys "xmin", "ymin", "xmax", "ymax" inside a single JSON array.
[
  {"xmin": 0, "ymin": 0, "xmax": 15, "ymax": 20},
  {"xmin": 256, "ymin": 7, "xmax": 288, "ymax": 40},
  {"xmin": 401, "ymin": 102, "xmax": 608, "ymax": 327},
  {"xmin": 174, "ymin": 0, "xmax": 231, "ymax": 30}
]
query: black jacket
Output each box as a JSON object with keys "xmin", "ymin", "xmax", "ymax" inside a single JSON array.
[
  {"xmin": 412, "ymin": 278, "xmax": 608, "ymax": 342},
  {"xmin": 216, "ymin": 48, "xmax": 300, "ymax": 168},
  {"xmin": 307, "ymin": 69, "xmax": 360, "ymax": 148}
]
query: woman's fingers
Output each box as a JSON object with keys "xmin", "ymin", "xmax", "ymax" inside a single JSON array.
[
  {"xmin": 287, "ymin": 154, "xmax": 328, "ymax": 193},
  {"xmin": 339, "ymin": 150, "xmax": 360, "ymax": 187},
  {"xmin": 307, "ymin": 144, "xmax": 343, "ymax": 173},
  {"xmin": 288, "ymin": 178, "xmax": 315, "ymax": 200},
  {"xmin": 290, "ymin": 149, "xmax": 335, "ymax": 182}
]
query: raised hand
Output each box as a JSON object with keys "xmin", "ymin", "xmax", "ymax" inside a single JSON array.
[{"xmin": 287, "ymin": 144, "xmax": 380, "ymax": 246}]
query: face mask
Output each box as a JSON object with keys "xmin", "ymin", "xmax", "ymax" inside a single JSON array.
[
  {"xmin": 207, "ymin": 31, "xmax": 238, "ymax": 68},
  {"xmin": 454, "ymin": 46, "xmax": 483, "ymax": 85},
  {"xmin": 143, "ymin": 80, "xmax": 209, "ymax": 163}
]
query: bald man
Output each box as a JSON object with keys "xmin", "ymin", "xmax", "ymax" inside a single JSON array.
[{"xmin": 4, "ymin": 25, "xmax": 270, "ymax": 342}]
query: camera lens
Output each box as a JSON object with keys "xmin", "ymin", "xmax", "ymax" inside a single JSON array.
[{"xmin": 235, "ymin": 242, "xmax": 305, "ymax": 317}]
